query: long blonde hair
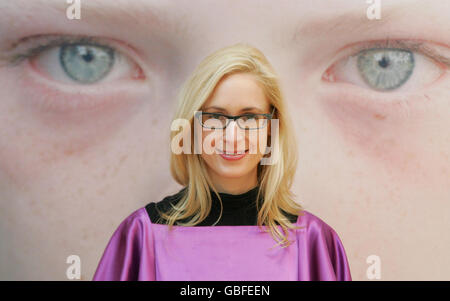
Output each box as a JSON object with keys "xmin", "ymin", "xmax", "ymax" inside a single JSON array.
[{"xmin": 159, "ymin": 43, "xmax": 304, "ymax": 248}]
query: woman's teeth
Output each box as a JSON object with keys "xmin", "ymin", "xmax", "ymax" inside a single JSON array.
[{"xmin": 217, "ymin": 149, "xmax": 247, "ymax": 155}]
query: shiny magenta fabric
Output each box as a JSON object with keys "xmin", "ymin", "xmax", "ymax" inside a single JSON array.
[{"xmin": 92, "ymin": 207, "xmax": 352, "ymax": 281}]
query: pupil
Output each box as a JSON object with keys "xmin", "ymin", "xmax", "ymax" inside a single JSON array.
[
  {"xmin": 378, "ymin": 56, "xmax": 389, "ymax": 68},
  {"xmin": 82, "ymin": 50, "xmax": 94, "ymax": 63}
]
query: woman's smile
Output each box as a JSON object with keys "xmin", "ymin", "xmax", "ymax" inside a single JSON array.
[
  {"xmin": 216, "ymin": 148, "xmax": 248, "ymax": 155},
  {"xmin": 216, "ymin": 148, "xmax": 249, "ymax": 160}
]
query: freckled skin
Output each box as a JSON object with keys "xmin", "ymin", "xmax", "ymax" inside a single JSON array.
[
  {"xmin": 0, "ymin": 41, "xmax": 175, "ymax": 280},
  {"xmin": 1, "ymin": 0, "xmax": 450, "ymax": 280},
  {"xmin": 0, "ymin": 68, "xmax": 151, "ymax": 185},
  {"xmin": 317, "ymin": 81, "xmax": 450, "ymax": 189}
]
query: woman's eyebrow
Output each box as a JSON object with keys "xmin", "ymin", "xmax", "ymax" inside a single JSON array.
[{"xmin": 203, "ymin": 106, "xmax": 264, "ymax": 113}]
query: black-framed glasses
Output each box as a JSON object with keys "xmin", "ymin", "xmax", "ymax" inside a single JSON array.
[{"xmin": 195, "ymin": 107, "xmax": 276, "ymax": 130}]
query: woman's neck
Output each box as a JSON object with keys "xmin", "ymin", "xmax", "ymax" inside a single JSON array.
[{"xmin": 207, "ymin": 167, "xmax": 258, "ymax": 195}]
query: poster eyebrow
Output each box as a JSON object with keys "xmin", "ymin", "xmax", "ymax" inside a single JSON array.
[
  {"xmin": 292, "ymin": 3, "xmax": 407, "ymax": 42},
  {"xmin": 3, "ymin": 0, "xmax": 183, "ymax": 36}
]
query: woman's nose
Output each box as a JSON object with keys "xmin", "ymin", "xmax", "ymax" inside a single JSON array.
[{"xmin": 223, "ymin": 120, "xmax": 246, "ymax": 148}]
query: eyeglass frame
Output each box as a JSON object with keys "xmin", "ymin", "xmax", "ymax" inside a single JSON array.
[{"xmin": 194, "ymin": 107, "xmax": 276, "ymax": 130}]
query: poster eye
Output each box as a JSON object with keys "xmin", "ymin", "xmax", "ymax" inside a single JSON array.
[
  {"xmin": 59, "ymin": 44, "xmax": 115, "ymax": 84},
  {"xmin": 356, "ymin": 48, "xmax": 414, "ymax": 91},
  {"xmin": 30, "ymin": 42, "xmax": 144, "ymax": 85},
  {"xmin": 323, "ymin": 46, "xmax": 444, "ymax": 92}
]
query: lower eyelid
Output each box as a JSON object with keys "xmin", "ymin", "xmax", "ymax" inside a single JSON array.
[
  {"xmin": 320, "ymin": 80, "xmax": 438, "ymax": 122},
  {"xmin": 324, "ymin": 40, "xmax": 450, "ymax": 89},
  {"xmin": 30, "ymin": 46, "xmax": 143, "ymax": 85},
  {"xmin": 7, "ymin": 36, "xmax": 149, "ymax": 84},
  {"xmin": 332, "ymin": 53, "xmax": 441, "ymax": 90},
  {"xmin": 19, "ymin": 61, "xmax": 150, "ymax": 114}
]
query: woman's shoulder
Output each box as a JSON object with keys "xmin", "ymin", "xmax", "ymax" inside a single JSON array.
[
  {"xmin": 296, "ymin": 210, "xmax": 352, "ymax": 281},
  {"xmin": 296, "ymin": 209, "xmax": 342, "ymax": 237},
  {"xmin": 108, "ymin": 188, "xmax": 187, "ymax": 229},
  {"xmin": 143, "ymin": 187, "xmax": 187, "ymax": 224},
  {"xmin": 120, "ymin": 206, "xmax": 151, "ymax": 227}
]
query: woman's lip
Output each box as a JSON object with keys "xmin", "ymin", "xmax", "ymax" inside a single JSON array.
[
  {"xmin": 216, "ymin": 149, "xmax": 249, "ymax": 155},
  {"xmin": 217, "ymin": 149, "xmax": 249, "ymax": 161}
]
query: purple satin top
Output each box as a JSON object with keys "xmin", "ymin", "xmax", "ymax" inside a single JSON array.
[{"xmin": 92, "ymin": 207, "xmax": 352, "ymax": 281}]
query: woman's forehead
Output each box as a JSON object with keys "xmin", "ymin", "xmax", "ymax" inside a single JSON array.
[
  {"xmin": 203, "ymin": 75, "xmax": 271, "ymax": 112},
  {"xmin": 201, "ymin": 105, "xmax": 269, "ymax": 115}
]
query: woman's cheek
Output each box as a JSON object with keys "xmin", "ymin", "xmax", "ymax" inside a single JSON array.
[{"xmin": 317, "ymin": 83, "xmax": 450, "ymax": 188}]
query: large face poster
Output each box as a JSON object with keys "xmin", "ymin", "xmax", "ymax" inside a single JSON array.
[{"xmin": 0, "ymin": 0, "xmax": 449, "ymax": 282}]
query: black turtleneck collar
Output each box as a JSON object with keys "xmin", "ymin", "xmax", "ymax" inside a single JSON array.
[
  {"xmin": 210, "ymin": 185, "xmax": 260, "ymax": 209},
  {"xmin": 145, "ymin": 185, "xmax": 298, "ymax": 226}
]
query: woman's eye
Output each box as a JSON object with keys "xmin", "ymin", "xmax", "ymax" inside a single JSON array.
[
  {"xmin": 30, "ymin": 42, "xmax": 142, "ymax": 85},
  {"xmin": 324, "ymin": 45, "xmax": 445, "ymax": 92},
  {"xmin": 242, "ymin": 115, "xmax": 256, "ymax": 121},
  {"xmin": 206, "ymin": 114, "xmax": 220, "ymax": 120}
]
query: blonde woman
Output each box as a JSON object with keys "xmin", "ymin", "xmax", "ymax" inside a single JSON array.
[{"xmin": 93, "ymin": 43, "xmax": 351, "ymax": 281}]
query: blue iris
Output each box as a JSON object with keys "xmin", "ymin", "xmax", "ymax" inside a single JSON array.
[
  {"xmin": 59, "ymin": 44, "xmax": 115, "ymax": 84},
  {"xmin": 357, "ymin": 48, "xmax": 414, "ymax": 91}
]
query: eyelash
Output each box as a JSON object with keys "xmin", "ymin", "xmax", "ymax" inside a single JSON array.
[
  {"xmin": 4, "ymin": 36, "xmax": 448, "ymax": 116},
  {"xmin": 337, "ymin": 38, "xmax": 450, "ymax": 70},
  {"xmin": 1, "ymin": 35, "xmax": 150, "ymax": 113},
  {"xmin": 354, "ymin": 38, "xmax": 422, "ymax": 53},
  {"xmin": 324, "ymin": 38, "xmax": 450, "ymax": 116},
  {"xmin": 8, "ymin": 36, "xmax": 449, "ymax": 66},
  {"xmin": 9, "ymin": 36, "xmax": 448, "ymax": 80},
  {"xmin": 6, "ymin": 35, "xmax": 116, "ymax": 66}
]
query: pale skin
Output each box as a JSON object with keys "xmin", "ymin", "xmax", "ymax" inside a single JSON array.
[
  {"xmin": 0, "ymin": 0, "xmax": 449, "ymax": 280},
  {"xmin": 198, "ymin": 72, "xmax": 271, "ymax": 195}
]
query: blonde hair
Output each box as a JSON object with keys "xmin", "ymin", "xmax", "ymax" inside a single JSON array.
[{"xmin": 159, "ymin": 43, "xmax": 304, "ymax": 248}]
